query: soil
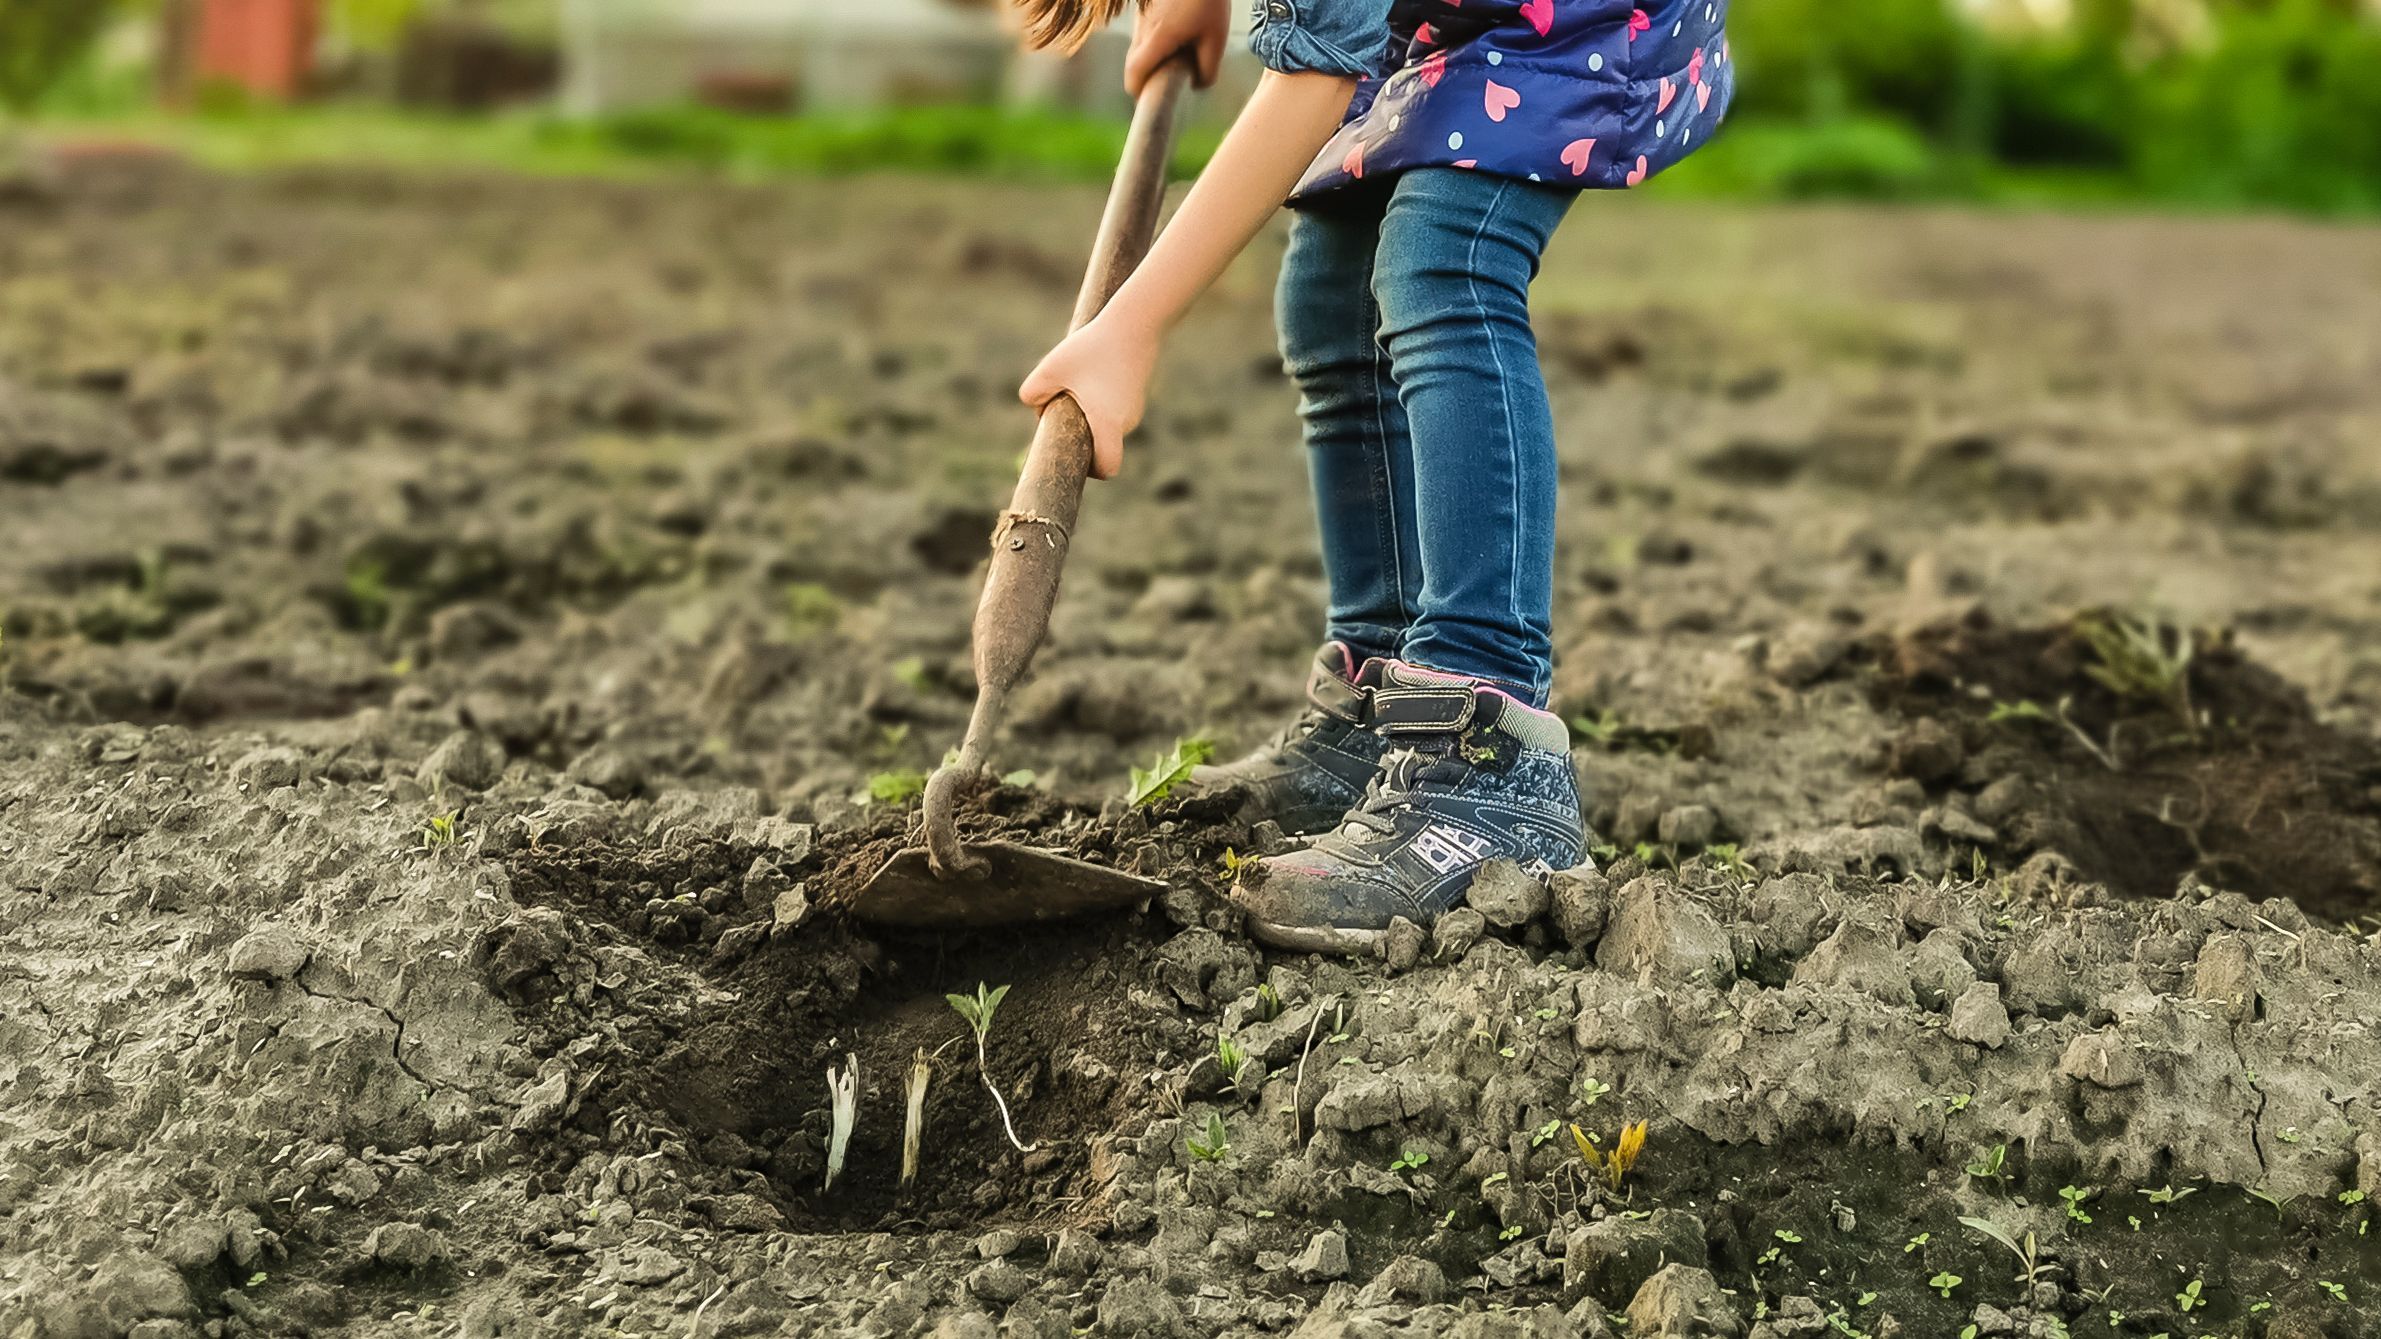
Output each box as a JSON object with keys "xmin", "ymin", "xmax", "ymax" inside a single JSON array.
[{"xmin": 4, "ymin": 161, "xmax": 2381, "ymax": 1339}]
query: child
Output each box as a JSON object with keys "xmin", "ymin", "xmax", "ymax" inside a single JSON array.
[{"xmin": 1015, "ymin": 0, "xmax": 1733, "ymax": 952}]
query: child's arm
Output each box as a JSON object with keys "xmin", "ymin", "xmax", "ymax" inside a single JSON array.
[{"xmin": 1019, "ymin": 69, "xmax": 1357, "ymax": 479}]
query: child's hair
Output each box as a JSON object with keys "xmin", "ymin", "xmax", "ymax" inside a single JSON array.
[{"xmin": 1013, "ymin": 0, "xmax": 1137, "ymax": 54}]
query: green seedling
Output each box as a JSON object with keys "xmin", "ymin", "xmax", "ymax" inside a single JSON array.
[
  {"xmin": 1945, "ymin": 1092, "xmax": 1971, "ymax": 1114},
  {"xmin": 2246, "ymin": 1187, "xmax": 2295, "ymax": 1219},
  {"xmin": 1219, "ymin": 846, "xmax": 1261, "ymax": 877},
  {"xmin": 863, "ymin": 769, "xmax": 928, "ymax": 806},
  {"xmin": 1961, "ymin": 1216, "xmax": 2056, "ymax": 1289},
  {"xmin": 1127, "ymin": 735, "xmax": 1214, "ymax": 808},
  {"xmin": 1187, "ymin": 1112, "xmax": 1230, "ymax": 1162},
  {"xmin": 946, "ymin": 983, "xmax": 1036, "ymax": 1153},
  {"xmin": 2059, "ymin": 1184, "xmax": 2094, "ymax": 1224},
  {"xmin": 2077, "ymin": 610, "xmax": 2196, "ymax": 730},
  {"xmin": 1987, "ymin": 699, "xmax": 2049, "ymax": 725},
  {"xmin": 1579, "ymin": 1077, "xmax": 1611, "ymax": 1106},
  {"xmin": 2340, "ymin": 1189, "xmax": 2367, "ymax": 1205},
  {"xmin": 1389, "ymin": 1146, "xmax": 1430, "ymax": 1175},
  {"xmin": 1963, "ymin": 1144, "xmax": 2007, "ymax": 1180},
  {"xmin": 1482, "ymin": 1171, "xmax": 1509, "ymax": 1188},
  {"xmin": 1531, "ymin": 1118, "xmax": 1562, "ymax": 1148},
  {"xmin": 421, "ymin": 812, "xmax": 459, "ymax": 849},
  {"xmin": 1904, "ymin": 1232, "xmax": 1929, "ymax": 1253},
  {"xmin": 1929, "ymin": 1271, "xmax": 1962, "ymax": 1300},
  {"xmin": 1215, "ymin": 1031, "xmax": 1247, "ymax": 1083},
  {"xmin": 2140, "ymin": 1183, "xmax": 2198, "ymax": 1204},
  {"xmin": 2175, "ymin": 1278, "xmax": 2203, "ymax": 1312},
  {"xmin": 1253, "ymin": 983, "xmax": 1282, "ymax": 1022},
  {"xmin": 1499, "ymin": 1224, "xmax": 1525, "ymax": 1241},
  {"xmin": 2278, "ymin": 1126, "xmax": 2304, "ymax": 1143},
  {"xmin": 2319, "ymin": 1280, "xmax": 2349, "ymax": 1303}
]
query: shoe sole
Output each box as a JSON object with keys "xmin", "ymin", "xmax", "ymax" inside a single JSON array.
[{"xmin": 1241, "ymin": 914, "xmax": 1387, "ymax": 956}]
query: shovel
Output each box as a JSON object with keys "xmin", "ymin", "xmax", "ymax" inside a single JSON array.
[{"xmin": 853, "ymin": 57, "xmax": 1195, "ymax": 930}]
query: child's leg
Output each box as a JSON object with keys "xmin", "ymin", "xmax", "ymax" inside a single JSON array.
[
  {"xmin": 1275, "ymin": 189, "xmax": 1423, "ymax": 669},
  {"xmin": 1370, "ymin": 169, "xmax": 1574, "ymax": 708}
]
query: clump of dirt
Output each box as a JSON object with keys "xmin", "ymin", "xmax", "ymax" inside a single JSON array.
[{"xmin": 1875, "ymin": 613, "xmax": 2381, "ymax": 916}]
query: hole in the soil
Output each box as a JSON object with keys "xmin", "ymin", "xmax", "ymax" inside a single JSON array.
[
  {"xmin": 635, "ymin": 917, "xmax": 1165, "ymax": 1233},
  {"xmin": 1877, "ymin": 616, "xmax": 2381, "ymax": 918}
]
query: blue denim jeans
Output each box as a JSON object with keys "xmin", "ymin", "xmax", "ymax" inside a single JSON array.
[{"xmin": 1277, "ymin": 168, "xmax": 1574, "ymax": 708}]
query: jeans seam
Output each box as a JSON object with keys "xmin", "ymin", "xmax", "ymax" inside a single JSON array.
[
  {"xmin": 1462, "ymin": 182, "xmax": 1525, "ymax": 700},
  {"xmin": 1364, "ymin": 274, "xmax": 1411, "ymax": 637}
]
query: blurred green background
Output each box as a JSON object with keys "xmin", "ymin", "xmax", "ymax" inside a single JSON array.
[{"xmin": 7, "ymin": 0, "xmax": 2380, "ymax": 212}]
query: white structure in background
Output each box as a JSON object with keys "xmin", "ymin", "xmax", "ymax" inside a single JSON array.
[{"xmin": 557, "ymin": 0, "xmax": 1253, "ymax": 115}]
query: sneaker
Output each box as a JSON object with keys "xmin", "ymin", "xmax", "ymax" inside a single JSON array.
[
  {"xmin": 1183, "ymin": 642, "xmax": 1391, "ymax": 835},
  {"xmin": 1231, "ymin": 662, "xmax": 1589, "ymax": 954}
]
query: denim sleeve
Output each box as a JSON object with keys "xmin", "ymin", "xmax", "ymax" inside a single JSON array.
[{"xmin": 1247, "ymin": 0, "xmax": 1393, "ymax": 77}]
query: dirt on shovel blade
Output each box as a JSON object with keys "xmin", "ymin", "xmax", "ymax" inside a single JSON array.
[{"xmin": 5, "ymin": 163, "xmax": 2381, "ymax": 1337}]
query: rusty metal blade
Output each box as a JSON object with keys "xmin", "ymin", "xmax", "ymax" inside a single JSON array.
[{"xmin": 852, "ymin": 842, "xmax": 1169, "ymax": 929}]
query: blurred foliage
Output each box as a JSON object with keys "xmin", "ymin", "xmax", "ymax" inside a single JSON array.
[
  {"xmin": 18, "ymin": 0, "xmax": 2381, "ymax": 213},
  {"xmin": 0, "ymin": 0, "xmax": 119, "ymax": 115}
]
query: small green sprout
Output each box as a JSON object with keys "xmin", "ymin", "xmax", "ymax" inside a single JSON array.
[
  {"xmin": 1215, "ymin": 1031, "xmax": 1247, "ymax": 1083},
  {"xmin": 421, "ymin": 812, "xmax": 458, "ymax": 849},
  {"xmin": 2278, "ymin": 1126, "xmax": 2304, "ymax": 1144},
  {"xmin": 2140, "ymin": 1183, "xmax": 2198, "ymax": 1204},
  {"xmin": 1531, "ymin": 1118, "xmax": 1562, "ymax": 1148},
  {"xmin": 1220, "ymin": 847, "xmax": 1262, "ymax": 877},
  {"xmin": 947, "ymin": 983, "xmax": 1035, "ymax": 1153},
  {"xmin": 2175, "ymin": 1279, "xmax": 2203, "ymax": 1312},
  {"xmin": 2340, "ymin": 1189, "xmax": 2367, "ymax": 1205},
  {"xmin": 864, "ymin": 769, "xmax": 928, "ymax": 806},
  {"xmin": 1580, "ymin": 1077, "xmax": 1612, "ymax": 1106},
  {"xmin": 1389, "ymin": 1146, "xmax": 1430, "ymax": 1174},
  {"xmin": 1482, "ymin": 1171, "xmax": 1510, "ymax": 1188},
  {"xmin": 1929, "ymin": 1271, "xmax": 1962, "ymax": 1299},
  {"xmin": 1187, "ymin": 1112, "xmax": 1230, "ymax": 1162},
  {"xmin": 1904, "ymin": 1233, "xmax": 1929, "ymax": 1253},
  {"xmin": 1775, "ymin": 1228, "xmax": 1804, "ymax": 1244},
  {"xmin": 1499, "ymin": 1224, "xmax": 1525, "ymax": 1241},
  {"xmin": 1945, "ymin": 1092, "xmax": 1971, "ymax": 1114},
  {"xmin": 1253, "ymin": 983, "xmax": 1283, "ymax": 1022},
  {"xmin": 2319, "ymin": 1280, "xmax": 2348, "ymax": 1303},
  {"xmin": 1534, "ymin": 1006, "xmax": 1560, "ymax": 1021},
  {"xmin": 2059, "ymin": 1185, "xmax": 2094, "ymax": 1225},
  {"xmin": 1127, "ymin": 735, "xmax": 1215, "ymax": 808},
  {"xmin": 1964, "ymin": 1144, "xmax": 2007, "ymax": 1180}
]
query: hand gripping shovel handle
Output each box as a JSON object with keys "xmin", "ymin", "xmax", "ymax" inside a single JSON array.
[{"xmin": 921, "ymin": 57, "xmax": 1195, "ymax": 876}]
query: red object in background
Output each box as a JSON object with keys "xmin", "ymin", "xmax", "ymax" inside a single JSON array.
[{"xmin": 193, "ymin": 0, "xmax": 319, "ymax": 101}]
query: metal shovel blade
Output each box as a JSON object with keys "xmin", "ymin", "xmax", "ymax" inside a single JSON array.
[{"xmin": 852, "ymin": 841, "xmax": 1169, "ymax": 929}]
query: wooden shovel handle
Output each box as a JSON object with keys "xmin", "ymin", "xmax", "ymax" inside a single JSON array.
[{"xmin": 922, "ymin": 55, "xmax": 1194, "ymax": 876}]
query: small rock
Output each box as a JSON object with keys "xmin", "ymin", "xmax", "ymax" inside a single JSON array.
[
  {"xmin": 2059, "ymin": 1030, "xmax": 2146, "ymax": 1089},
  {"xmin": 566, "ymin": 745, "xmax": 645, "ymax": 799},
  {"xmin": 708, "ymin": 1193, "xmax": 784, "ymax": 1232},
  {"xmin": 1945, "ymin": 982, "xmax": 2012, "ymax": 1049},
  {"xmin": 364, "ymin": 1221, "xmax": 445, "ymax": 1270},
  {"xmin": 1293, "ymin": 1228, "xmax": 1349, "ymax": 1283},
  {"xmin": 1788, "ymin": 914, "xmax": 1913, "ymax": 1007},
  {"xmin": 1908, "ymin": 929, "xmax": 1978, "ymax": 1009},
  {"xmin": 965, "ymin": 1260, "xmax": 1032, "ymax": 1304},
  {"xmin": 1656, "ymin": 805, "xmax": 1719, "ymax": 849},
  {"xmin": 772, "ymin": 883, "xmax": 811, "ymax": 935},
  {"xmin": 1597, "ymin": 878, "xmax": 1733, "ymax": 985},
  {"xmin": 1094, "ymin": 1276, "xmax": 1182, "ymax": 1337},
  {"xmin": 418, "ymin": 729, "xmax": 507, "ymax": 792},
  {"xmin": 1355, "ymin": 1254, "xmax": 1447, "ymax": 1307},
  {"xmin": 2189, "ymin": 933, "xmax": 2259, "ymax": 1021},
  {"xmin": 91, "ymin": 1254, "xmax": 191, "ymax": 1331},
  {"xmin": 1383, "ymin": 916, "xmax": 1427, "ymax": 971},
  {"xmin": 617, "ymin": 1244, "xmax": 687, "ymax": 1286},
  {"xmin": 226, "ymin": 927, "xmax": 311, "ymax": 983},
  {"xmin": 1886, "ymin": 718, "xmax": 1964, "ymax": 784},
  {"xmin": 230, "ymin": 747, "xmax": 303, "ymax": 792},
  {"xmin": 156, "ymin": 1218, "xmax": 228, "ymax": 1272},
  {"xmin": 975, "ymin": 1228, "xmax": 1022, "ymax": 1259},
  {"xmin": 1549, "ymin": 866, "xmax": 1612, "ymax": 948},
  {"xmin": 509, "ymin": 1069, "xmax": 572, "ymax": 1133},
  {"xmin": 426, "ymin": 602, "xmax": 522, "ymax": 661},
  {"xmin": 1626, "ymin": 1264, "xmax": 1741, "ymax": 1337},
  {"xmin": 1432, "ymin": 907, "xmax": 1486, "ymax": 958},
  {"xmin": 1765, "ymin": 622, "xmax": 1849, "ymax": 686},
  {"xmin": 1048, "ymin": 1227, "xmax": 1102, "ymax": 1276},
  {"xmin": 1564, "ymin": 1209, "xmax": 1704, "ymax": 1304},
  {"xmin": 1469, "ymin": 859, "xmax": 1551, "ymax": 929}
]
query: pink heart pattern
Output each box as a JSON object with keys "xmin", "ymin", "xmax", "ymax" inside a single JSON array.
[
  {"xmin": 1342, "ymin": 142, "xmax": 1365, "ymax": 180},
  {"xmin": 1484, "ymin": 79, "xmax": 1521, "ymax": 122},
  {"xmin": 1625, "ymin": 155, "xmax": 1648, "ymax": 187},
  {"xmin": 1696, "ymin": 81, "xmax": 1711, "ymax": 112},
  {"xmin": 1560, "ymin": 138, "xmax": 1596, "ymax": 176},
  {"xmin": 1419, "ymin": 51, "xmax": 1447, "ymax": 88},
  {"xmin": 1656, "ymin": 78, "xmax": 1676, "ymax": 114},
  {"xmin": 1520, "ymin": 0, "xmax": 1554, "ymax": 36}
]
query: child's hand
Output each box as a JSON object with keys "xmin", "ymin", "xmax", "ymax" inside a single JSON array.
[
  {"xmin": 1125, "ymin": 0, "xmax": 1230, "ymax": 95},
  {"xmin": 1018, "ymin": 316, "xmax": 1157, "ymax": 481}
]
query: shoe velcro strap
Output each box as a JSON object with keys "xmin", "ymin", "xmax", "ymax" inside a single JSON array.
[
  {"xmin": 1306, "ymin": 665, "xmax": 1371, "ymax": 724},
  {"xmin": 1372, "ymin": 685, "xmax": 1477, "ymax": 733}
]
